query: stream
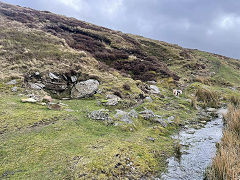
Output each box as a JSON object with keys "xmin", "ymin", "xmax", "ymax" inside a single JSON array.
[{"xmin": 158, "ymin": 109, "xmax": 227, "ymax": 180}]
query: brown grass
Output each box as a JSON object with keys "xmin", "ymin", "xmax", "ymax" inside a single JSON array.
[
  {"xmin": 194, "ymin": 76, "xmax": 211, "ymax": 85},
  {"xmin": 207, "ymin": 105, "xmax": 240, "ymax": 180},
  {"xmin": 190, "ymin": 96, "xmax": 198, "ymax": 110},
  {"xmin": 230, "ymin": 94, "xmax": 240, "ymax": 108},
  {"xmin": 195, "ymin": 87, "xmax": 220, "ymax": 108}
]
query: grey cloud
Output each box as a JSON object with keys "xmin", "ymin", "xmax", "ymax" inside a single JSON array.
[{"xmin": 2, "ymin": 0, "xmax": 240, "ymax": 59}]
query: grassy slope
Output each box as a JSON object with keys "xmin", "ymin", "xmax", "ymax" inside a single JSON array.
[
  {"xmin": 0, "ymin": 2, "xmax": 240, "ymax": 179},
  {"xmin": 0, "ymin": 85, "xmax": 175, "ymax": 179}
]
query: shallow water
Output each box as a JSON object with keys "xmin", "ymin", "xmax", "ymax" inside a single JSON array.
[{"xmin": 159, "ymin": 111, "xmax": 225, "ymax": 180}]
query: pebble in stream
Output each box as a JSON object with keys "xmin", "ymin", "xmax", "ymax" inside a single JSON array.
[{"xmin": 159, "ymin": 116, "xmax": 224, "ymax": 180}]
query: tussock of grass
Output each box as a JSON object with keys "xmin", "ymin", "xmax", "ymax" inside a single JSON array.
[
  {"xmin": 230, "ymin": 94, "xmax": 240, "ymax": 108},
  {"xmin": 207, "ymin": 105, "xmax": 240, "ymax": 180},
  {"xmin": 196, "ymin": 87, "xmax": 220, "ymax": 108}
]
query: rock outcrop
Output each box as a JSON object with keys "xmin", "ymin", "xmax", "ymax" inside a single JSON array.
[{"xmin": 71, "ymin": 79, "xmax": 99, "ymax": 99}]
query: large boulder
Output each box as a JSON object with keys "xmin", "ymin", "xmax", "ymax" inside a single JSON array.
[{"xmin": 71, "ymin": 79, "xmax": 99, "ymax": 98}]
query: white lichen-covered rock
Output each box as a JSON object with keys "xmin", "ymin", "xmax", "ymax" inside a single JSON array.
[
  {"xmin": 139, "ymin": 109, "xmax": 155, "ymax": 120},
  {"xmin": 71, "ymin": 79, "xmax": 99, "ymax": 98},
  {"xmin": 88, "ymin": 109, "xmax": 110, "ymax": 121},
  {"xmin": 128, "ymin": 109, "xmax": 138, "ymax": 118},
  {"xmin": 29, "ymin": 82, "xmax": 45, "ymax": 90},
  {"xmin": 105, "ymin": 94, "xmax": 121, "ymax": 106},
  {"xmin": 114, "ymin": 110, "xmax": 133, "ymax": 124},
  {"xmin": 144, "ymin": 96, "xmax": 153, "ymax": 102},
  {"xmin": 49, "ymin": 72, "xmax": 60, "ymax": 80},
  {"xmin": 21, "ymin": 98, "xmax": 37, "ymax": 103},
  {"xmin": 6, "ymin": 79, "xmax": 17, "ymax": 85},
  {"xmin": 149, "ymin": 85, "xmax": 161, "ymax": 94}
]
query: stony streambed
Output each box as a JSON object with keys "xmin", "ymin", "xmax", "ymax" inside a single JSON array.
[{"xmin": 158, "ymin": 109, "xmax": 227, "ymax": 180}]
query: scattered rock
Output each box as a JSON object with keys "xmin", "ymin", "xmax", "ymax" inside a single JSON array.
[
  {"xmin": 71, "ymin": 79, "xmax": 99, "ymax": 98},
  {"xmin": 88, "ymin": 109, "xmax": 110, "ymax": 121},
  {"xmin": 21, "ymin": 98, "xmax": 37, "ymax": 103},
  {"xmin": 42, "ymin": 95, "xmax": 53, "ymax": 103},
  {"xmin": 58, "ymin": 103, "xmax": 68, "ymax": 107},
  {"xmin": 48, "ymin": 103, "xmax": 62, "ymax": 110},
  {"xmin": 6, "ymin": 79, "xmax": 17, "ymax": 85},
  {"xmin": 144, "ymin": 96, "xmax": 153, "ymax": 102},
  {"xmin": 146, "ymin": 137, "xmax": 155, "ymax": 142},
  {"xmin": 106, "ymin": 94, "xmax": 121, "ymax": 106},
  {"xmin": 167, "ymin": 116, "xmax": 175, "ymax": 123},
  {"xmin": 149, "ymin": 85, "xmax": 160, "ymax": 94},
  {"xmin": 154, "ymin": 115, "xmax": 167, "ymax": 127},
  {"xmin": 128, "ymin": 109, "xmax": 138, "ymax": 118},
  {"xmin": 206, "ymin": 108, "xmax": 217, "ymax": 112},
  {"xmin": 187, "ymin": 130, "xmax": 195, "ymax": 134},
  {"xmin": 139, "ymin": 109, "xmax": 155, "ymax": 120},
  {"xmin": 64, "ymin": 109, "xmax": 74, "ymax": 112},
  {"xmin": 208, "ymin": 136, "xmax": 213, "ymax": 140},
  {"xmin": 11, "ymin": 86, "xmax": 18, "ymax": 92},
  {"xmin": 114, "ymin": 110, "xmax": 133, "ymax": 124},
  {"xmin": 49, "ymin": 72, "xmax": 60, "ymax": 80},
  {"xmin": 29, "ymin": 82, "xmax": 45, "ymax": 90},
  {"xmin": 71, "ymin": 76, "xmax": 77, "ymax": 83},
  {"xmin": 147, "ymin": 81, "xmax": 157, "ymax": 85}
]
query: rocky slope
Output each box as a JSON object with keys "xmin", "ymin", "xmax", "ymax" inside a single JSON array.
[{"xmin": 0, "ymin": 1, "xmax": 240, "ymax": 179}]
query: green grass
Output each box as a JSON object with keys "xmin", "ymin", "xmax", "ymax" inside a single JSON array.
[{"xmin": 0, "ymin": 92, "xmax": 175, "ymax": 179}]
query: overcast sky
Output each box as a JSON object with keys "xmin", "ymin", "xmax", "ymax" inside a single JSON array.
[{"xmin": 2, "ymin": 0, "xmax": 240, "ymax": 59}]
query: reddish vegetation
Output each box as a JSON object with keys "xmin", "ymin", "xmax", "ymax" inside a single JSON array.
[
  {"xmin": 0, "ymin": 2, "xmax": 180, "ymax": 81},
  {"xmin": 114, "ymin": 56, "xmax": 180, "ymax": 81}
]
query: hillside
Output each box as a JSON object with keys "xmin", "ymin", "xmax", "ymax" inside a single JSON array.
[{"xmin": 0, "ymin": 1, "xmax": 240, "ymax": 179}]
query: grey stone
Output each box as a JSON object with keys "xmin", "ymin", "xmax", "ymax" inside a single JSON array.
[
  {"xmin": 6, "ymin": 79, "xmax": 17, "ymax": 85},
  {"xmin": 207, "ymin": 108, "xmax": 217, "ymax": 112},
  {"xmin": 147, "ymin": 81, "xmax": 157, "ymax": 84},
  {"xmin": 42, "ymin": 95, "xmax": 52, "ymax": 103},
  {"xmin": 144, "ymin": 96, "xmax": 153, "ymax": 102},
  {"xmin": 114, "ymin": 110, "xmax": 133, "ymax": 124},
  {"xmin": 167, "ymin": 116, "xmax": 175, "ymax": 123},
  {"xmin": 11, "ymin": 86, "xmax": 18, "ymax": 92},
  {"xmin": 89, "ymin": 109, "xmax": 110, "ymax": 121},
  {"xmin": 154, "ymin": 115, "xmax": 168, "ymax": 127},
  {"xmin": 187, "ymin": 130, "xmax": 195, "ymax": 134},
  {"xmin": 146, "ymin": 137, "xmax": 155, "ymax": 142},
  {"xmin": 139, "ymin": 109, "xmax": 155, "ymax": 120},
  {"xmin": 21, "ymin": 98, "xmax": 37, "ymax": 103},
  {"xmin": 105, "ymin": 95, "xmax": 121, "ymax": 106},
  {"xmin": 71, "ymin": 76, "xmax": 77, "ymax": 83},
  {"xmin": 49, "ymin": 72, "xmax": 60, "ymax": 80},
  {"xmin": 71, "ymin": 79, "xmax": 99, "ymax": 98},
  {"xmin": 149, "ymin": 85, "xmax": 160, "ymax": 94},
  {"xmin": 128, "ymin": 109, "xmax": 138, "ymax": 118},
  {"xmin": 106, "ymin": 99, "xmax": 119, "ymax": 106},
  {"xmin": 29, "ymin": 82, "xmax": 45, "ymax": 90}
]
